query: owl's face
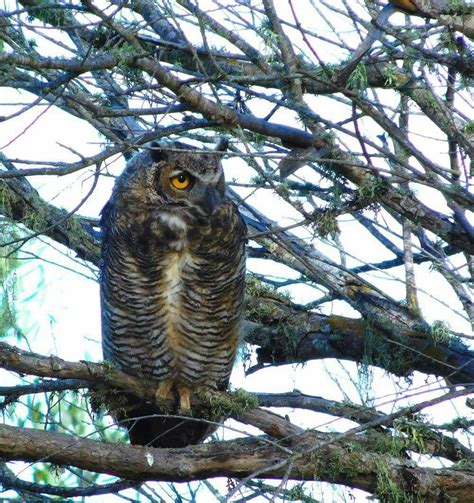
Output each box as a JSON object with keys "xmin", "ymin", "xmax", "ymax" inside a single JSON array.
[{"xmin": 113, "ymin": 141, "xmax": 226, "ymax": 219}]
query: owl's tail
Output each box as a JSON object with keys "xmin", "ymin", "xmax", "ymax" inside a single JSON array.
[{"xmin": 116, "ymin": 400, "xmax": 215, "ymax": 448}]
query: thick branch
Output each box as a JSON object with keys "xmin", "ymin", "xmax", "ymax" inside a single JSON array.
[
  {"xmin": 412, "ymin": 1, "xmax": 474, "ymax": 39},
  {"xmin": 0, "ymin": 462, "xmax": 136, "ymax": 499},
  {"xmin": 245, "ymin": 297, "xmax": 474, "ymax": 385},
  {"xmin": 0, "ymin": 342, "xmax": 300, "ymax": 440},
  {"xmin": 0, "ymin": 423, "xmax": 472, "ymax": 501}
]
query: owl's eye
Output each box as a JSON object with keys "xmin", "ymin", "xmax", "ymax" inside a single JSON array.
[{"xmin": 170, "ymin": 172, "xmax": 193, "ymax": 190}]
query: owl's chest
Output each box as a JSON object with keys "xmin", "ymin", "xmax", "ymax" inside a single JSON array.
[
  {"xmin": 157, "ymin": 249, "xmax": 196, "ymax": 354},
  {"xmin": 161, "ymin": 251, "xmax": 188, "ymax": 311}
]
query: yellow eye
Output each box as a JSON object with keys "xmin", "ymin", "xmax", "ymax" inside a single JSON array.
[{"xmin": 170, "ymin": 172, "xmax": 192, "ymax": 190}]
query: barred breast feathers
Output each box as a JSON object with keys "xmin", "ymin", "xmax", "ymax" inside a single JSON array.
[{"xmin": 101, "ymin": 198, "xmax": 246, "ymax": 385}]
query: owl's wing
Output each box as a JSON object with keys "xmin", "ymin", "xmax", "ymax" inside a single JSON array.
[{"xmin": 99, "ymin": 200, "xmax": 114, "ymax": 235}]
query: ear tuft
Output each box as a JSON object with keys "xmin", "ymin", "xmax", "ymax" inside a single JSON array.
[{"xmin": 150, "ymin": 141, "xmax": 167, "ymax": 162}]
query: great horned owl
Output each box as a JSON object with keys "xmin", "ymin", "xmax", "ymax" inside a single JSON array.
[{"xmin": 100, "ymin": 140, "xmax": 246, "ymax": 448}]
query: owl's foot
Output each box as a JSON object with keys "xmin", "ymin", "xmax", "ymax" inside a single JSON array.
[
  {"xmin": 155, "ymin": 380, "xmax": 174, "ymax": 412},
  {"xmin": 155, "ymin": 381, "xmax": 192, "ymax": 414},
  {"xmin": 177, "ymin": 383, "xmax": 192, "ymax": 415}
]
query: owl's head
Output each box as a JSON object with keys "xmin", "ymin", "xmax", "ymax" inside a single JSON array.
[{"xmin": 113, "ymin": 140, "xmax": 228, "ymax": 218}]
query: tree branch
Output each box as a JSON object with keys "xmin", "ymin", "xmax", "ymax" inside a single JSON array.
[
  {"xmin": 0, "ymin": 422, "xmax": 472, "ymax": 501},
  {"xmin": 246, "ymin": 297, "xmax": 474, "ymax": 385},
  {"xmin": 0, "ymin": 462, "xmax": 137, "ymax": 499}
]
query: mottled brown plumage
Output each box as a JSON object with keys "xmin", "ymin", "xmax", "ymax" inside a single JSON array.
[{"xmin": 100, "ymin": 140, "xmax": 246, "ymax": 447}]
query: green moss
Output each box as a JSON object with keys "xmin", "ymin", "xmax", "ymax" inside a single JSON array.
[
  {"xmin": 375, "ymin": 459, "xmax": 422, "ymax": 503},
  {"xmin": 446, "ymin": 0, "xmax": 473, "ymax": 14},
  {"xmin": 394, "ymin": 416, "xmax": 434, "ymax": 455},
  {"xmin": 64, "ymin": 216, "xmax": 87, "ymax": 249},
  {"xmin": 245, "ymin": 280, "xmax": 304, "ymax": 361},
  {"xmin": 110, "ymin": 42, "xmax": 136, "ymax": 64},
  {"xmin": 27, "ymin": 0, "xmax": 68, "ymax": 26},
  {"xmin": 383, "ymin": 65, "xmax": 406, "ymax": 88},
  {"xmin": 438, "ymin": 31, "xmax": 457, "ymax": 52},
  {"xmin": 313, "ymin": 209, "xmax": 339, "ymax": 238},
  {"xmin": 347, "ymin": 63, "xmax": 368, "ymax": 91},
  {"xmin": 245, "ymin": 274, "xmax": 290, "ymax": 307},
  {"xmin": 281, "ymin": 323, "xmax": 303, "ymax": 359},
  {"xmin": 87, "ymin": 383, "xmax": 130, "ymax": 419},
  {"xmin": 275, "ymin": 182, "xmax": 291, "ymax": 199},
  {"xmin": 100, "ymin": 359, "xmax": 117, "ymax": 381},
  {"xmin": 363, "ymin": 325, "xmax": 417, "ymax": 379},
  {"xmin": 445, "ymin": 416, "xmax": 471, "ymax": 432},
  {"xmin": 320, "ymin": 129, "xmax": 336, "ymax": 143},
  {"xmin": 0, "ymin": 182, "xmax": 13, "ymax": 215},
  {"xmin": 284, "ymin": 483, "xmax": 318, "ymax": 502},
  {"xmin": 428, "ymin": 320, "xmax": 451, "ymax": 344},
  {"xmin": 245, "ymin": 276, "xmax": 279, "ymax": 320},
  {"xmin": 420, "ymin": 90, "xmax": 442, "ymax": 113},
  {"xmin": 463, "ymin": 121, "xmax": 474, "ymax": 136},
  {"xmin": 0, "ymin": 277, "xmax": 16, "ymax": 338},
  {"xmin": 248, "ymin": 132, "xmax": 267, "ymax": 146},
  {"xmin": 0, "ymin": 223, "xmax": 20, "ymax": 339},
  {"xmin": 314, "ymin": 447, "xmax": 361, "ymax": 481},
  {"xmin": 329, "ymin": 183, "xmax": 344, "ymax": 208},
  {"xmin": 452, "ymin": 459, "xmax": 474, "ymax": 471},
  {"xmin": 356, "ymin": 176, "xmax": 389, "ymax": 204},
  {"xmin": 200, "ymin": 388, "xmax": 258, "ymax": 420},
  {"xmin": 250, "ymin": 174, "xmax": 266, "ymax": 185},
  {"xmin": 459, "ymin": 75, "xmax": 474, "ymax": 91},
  {"xmin": 248, "ymin": 301, "xmax": 280, "ymax": 324},
  {"xmin": 0, "ymin": 179, "xmax": 49, "ymax": 235},
  {"xmin": 258, "ymin": 20, "xmax": 279, "ymax": 44},
  {"xmin": 26, "ymin": 207, "xmax": 48, "ymax": 233},
  {"xmin": 367, "ymin": 432, "xmax": 407, "ymax": 458},
  {"xmin": 305, "ymin": 62, "xmax": 338, "ymax": 80}
]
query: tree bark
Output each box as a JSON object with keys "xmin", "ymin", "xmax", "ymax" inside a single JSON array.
[{"xmin": 0, "ymin": 423, "xmax": 472, "ymax": 502}]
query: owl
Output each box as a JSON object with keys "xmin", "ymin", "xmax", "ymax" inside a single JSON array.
[{"xmin": 99, "ymin": 140, "xmax": 246, "ymax": 448}]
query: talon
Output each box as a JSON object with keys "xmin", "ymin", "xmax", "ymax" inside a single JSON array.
[
  {"xmin": 155, "ymin": 380, "xmax": 173, "ymax": 404},
  {"xmin": 177, "ymin": 383, "xmax": 191, "ymax": 412}
]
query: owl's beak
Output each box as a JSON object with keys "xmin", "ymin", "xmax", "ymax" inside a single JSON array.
[{"xmin": 197, "ymin": 185, "xmax": 222, "ymax": 216}]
